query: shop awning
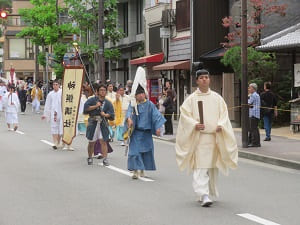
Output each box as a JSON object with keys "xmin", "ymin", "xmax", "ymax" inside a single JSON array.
[
  {"xmin": 130, "ymin": 53, "xmax": 164, "ymax": 65},
  {"xmin": 152, "ymin": 60, "xmax": 190, "ymax": 71}
]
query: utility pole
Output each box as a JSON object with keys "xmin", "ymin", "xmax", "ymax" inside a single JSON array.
[
  {"xmin": 45, "ymin": 48, "xmax": 49, "ymax": 97},
  {"xmin": 34, "ymin": 45, "xmax": 39, "ymax": 83},
  {"xmin": 241, "ymin": 0, "xmax": 249, "ymax": 148},
  {"xmin": 98, "ymin": 0, "xmax": 105, "ymax": 83}
]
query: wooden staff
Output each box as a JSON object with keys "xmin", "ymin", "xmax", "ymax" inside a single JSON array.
[{"xmin": 198, "ymin": 101, "xmax": 204, "ymax": 124}]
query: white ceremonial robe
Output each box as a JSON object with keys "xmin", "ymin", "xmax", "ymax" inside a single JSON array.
[
  {"xmin": 3, "ymin": 92, "xmax": 20, "ymax": 124},
  {"xmin": 120, "ymin": 94, "xmax": 130, "ymax": 123},
  {"xmin": 0, "ymin": 86, "xmax": 7, "ymax": 111},
  {"xmin": 78, "ymin": 94, "xmax": 87, "ymax": 123},
  {"xmin": 107, "ymin": 91, "xmax": 116, "ymax": 102},
  {"xmin": 175, "ymin": 89, "xmax": 238, "ymax": 197},
  {"xmin": 43, "ymin": 89, "xmax": 63, "ymax": 135}
]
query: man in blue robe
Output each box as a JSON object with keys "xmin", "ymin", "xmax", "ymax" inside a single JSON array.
[
  {"xmin": 84, "ymin": 84, "xmax": 115, "ymax": 166},
  {"xmin": 125, "ymin": 84, "xmax": 166, "ymax": 179}
]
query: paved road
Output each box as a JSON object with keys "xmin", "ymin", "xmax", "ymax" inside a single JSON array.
[{"xmin": 0, "ymin": 110, "xmax": 300, "ymax": 225}]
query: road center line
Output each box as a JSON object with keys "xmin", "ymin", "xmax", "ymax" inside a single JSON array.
[
  {"xmin": 98, "ymin": 163, "xmax": 154, "ymax": 182},
  {"xmin": 237, "ymin": 213, "xmax": 281, "ymax": 225},
  {"xmin": 15, "ymin": 130, "xmax": 25, "ymax": 135},
  {"xmin": 41, "ymin": 140, "xmax": 54, "ymax": 146}
]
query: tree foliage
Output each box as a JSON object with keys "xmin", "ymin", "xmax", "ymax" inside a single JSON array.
[
  {"xmin": 17, "ymin": 0, "xmax": 78, "ymax": 78},
  {"xmin": 222, "ymin": 0, "xmax": 287, "ymax": 47},
  {"xmin": 221, "ymin": 46, "xmax": 278, "ymax": 83},
  {"xmin": 0, "ymin": 0, "xmax": 11, "ymax": 9},
  {"xmin": 65, "ymin": 0, "xmax": 124, "ymax": 61}
]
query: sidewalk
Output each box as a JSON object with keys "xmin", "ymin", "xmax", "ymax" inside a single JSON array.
[{"xmin": 155, "ymin": 120, "xmax": 300, "ymax": 170}]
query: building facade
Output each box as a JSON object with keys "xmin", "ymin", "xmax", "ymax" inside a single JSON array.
[{"xmin": 105, "ymin": 0, "xmax": 145, "ymax": 85}]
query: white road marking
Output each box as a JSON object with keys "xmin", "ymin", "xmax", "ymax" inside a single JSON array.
[
  {"xmin": 237, "ymin": 213, "xmax": 281, "ymax": 225},
  {"xmin": 41, "ymin": 140, "xmax": 54, "ymax": 146},
  {"xmin": 98, "ymin": 163, "xmax": 154, "ymax": 182},
  {"xmin": 15, "ymin": 130, "xmax": 25, "ymax": 135},
  {"xmin": 154, "ymin": 138, "xmax": 176, "ymax": 146}
]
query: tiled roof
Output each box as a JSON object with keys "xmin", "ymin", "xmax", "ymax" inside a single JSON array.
[{"xmin": 257, "ymin": 23, "xmax": 300, "ymax": 51}]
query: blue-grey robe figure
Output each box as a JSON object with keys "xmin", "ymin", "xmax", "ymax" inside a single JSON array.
[{"xmin": 125, "ymin": 99, "xmax": 166, "ymax": 171}]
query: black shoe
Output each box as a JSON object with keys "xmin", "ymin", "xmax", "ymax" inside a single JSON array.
[
  {"xmin": 52, "ymin": 145, "xmax": 57, "ymax": 150},
  {"xmin": 264, "ymin": 137, "xmax": 271, "ymax": 141},
  {"xmin": 87, "ymin": 158, "xmax": 93, "ymax": 165},
  {"xmin": 103, "ymin": 158, "xmax": 109, "ymax": 166},
  {"xmin": 248, "ymin": 144, "xmax": 261, "ymax": 147}
]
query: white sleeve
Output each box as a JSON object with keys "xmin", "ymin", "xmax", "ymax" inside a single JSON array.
[
  {"xmin": 43, "ymin": 92, "xmax": 52, "ymax": 120},
  {"xmin": 14, "ymin": 94, "xmax": 20, "ymax": 112}
]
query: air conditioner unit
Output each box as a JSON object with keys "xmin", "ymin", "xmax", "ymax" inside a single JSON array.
[{"xmin": 161, "ymin": 9, "xmax": 176, "ymax": 27}]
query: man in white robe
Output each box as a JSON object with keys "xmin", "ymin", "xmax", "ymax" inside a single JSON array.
[
  {"xmin": 42, "ymin": 80, "xmax": 63, "ymax": 150},
  {"xmin": 3, "ymin": 85, "xmax": 20, "ymax": 131},
  {"xmin": 106, "ymin": 82, "xmax": 116, "ymax": 102},
  {"xmin": 0, "ymin": 80, "xmax": 7, "ymax": 111},
  {"xmin": 175, "ymin": 68, "xmax": 238, "ymax": 207}
]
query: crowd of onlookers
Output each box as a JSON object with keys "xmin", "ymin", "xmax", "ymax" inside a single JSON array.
[{"xmin": 248, "ymin": 81, "xmax": 278, "ymax": 147}]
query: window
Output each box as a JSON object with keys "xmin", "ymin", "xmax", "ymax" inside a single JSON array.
[
  {"xmin": 176, "ymin": 0, "xmax": 190, "ymax": 31},
  {"xmin": 123, "ymin": 2, "xmax": 128, "ymax": 37},
  {"xmin": 149, "ymin": 26, "xmax": 162, "ymax": 54},
  {"xmin": 123, "ymin": 59, "xmax": 129, "ymax": 81},
  {"xmin": 9, "ymin": 38, "xmax": 34, "ymax": 59},
  {"xmin": 136, "ymin": 0, "xmax": 144, "ymax": 34},
  {"xmin": 25, "ymin": 39, "xmax": 34, "ymax": 59}
]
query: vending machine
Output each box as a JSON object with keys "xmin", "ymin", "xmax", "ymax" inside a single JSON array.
[{"xmin": 147, "ymin": 79, "xmax": 162, "ymax": 105}]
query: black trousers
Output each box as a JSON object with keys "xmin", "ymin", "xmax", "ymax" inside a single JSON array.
[
  {"xmin": 249, "ymin": 116, "xmax": 260, "ymax": 145},
  {"xmin": 164, "ymin": 113, "xmax": 173, "ymax": 135},
  {"xmin": 20, "ymin": 100, "xmax": 26, "ymax": 112}
]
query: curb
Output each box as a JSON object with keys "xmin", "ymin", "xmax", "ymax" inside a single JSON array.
[
  {"xmin": 153, "ymin": 136, "xmax": 300, "ymax": 170},
  {"xmin": 238, "ymin": 150, "xmax": 300, "ymax": 170}
]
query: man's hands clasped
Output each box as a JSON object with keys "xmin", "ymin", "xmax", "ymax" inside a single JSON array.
[{"xmin": 195, "ymin": 123, "xmax": 222, "ymax": 132}]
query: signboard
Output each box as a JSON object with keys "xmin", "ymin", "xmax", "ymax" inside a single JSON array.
[
  {"xmin": 295, "ymin": 64, "xmax": 300, "ymax": 87},
  {"xmin": 160, "ymin": 27, "xmax": 170, "ymax": 38},
  {"xmin": 62, "ymin": 66, "xmax": 84, "ymax": 145}
]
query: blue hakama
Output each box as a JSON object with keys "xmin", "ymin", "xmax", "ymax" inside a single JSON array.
[{"xmin": 125, "ymin": 100, "xmax": 166, "ymax": 171}]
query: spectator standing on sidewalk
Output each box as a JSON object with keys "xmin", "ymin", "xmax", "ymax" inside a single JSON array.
[
  {"xmin": 163, "ymin": 89, "xmax": 174, "ymax": 135},
  {"xmin": 17, "ymin": 84, "xmax": 27, "ymax": 114},
  {"xmin": 248, "ymin": 83, "xmax": 261, "ymax": 147},
  {"xmin": 175, "ymin": 68, "xmax": 238, "ymax": 207},
  {"xmin": 260, "ymin": 82, "xmax": 277, "ymax": 141},
  {"xmin": 165, "ymin": 80, "xmax": 176, "ymax": 102}
]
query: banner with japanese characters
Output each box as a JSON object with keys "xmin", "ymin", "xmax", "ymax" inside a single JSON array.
[{"xmin": 62, "ymin": 66, "xmax": 84, "ymax": 145}]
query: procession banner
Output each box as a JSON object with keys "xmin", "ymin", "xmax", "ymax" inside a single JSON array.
[{"xmin": 62, "ymin": 66, "xmax": 84, "ymax": 145}]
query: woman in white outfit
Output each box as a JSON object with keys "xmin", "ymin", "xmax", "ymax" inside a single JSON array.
[{"xmin": 3, "ymin": 85, "xmax": 20, "ymax": 131}]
